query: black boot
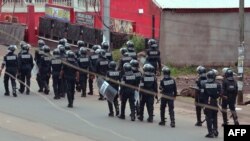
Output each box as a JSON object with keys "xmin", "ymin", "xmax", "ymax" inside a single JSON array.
[
  {"xmin": 232, "ymin": 111, "xmax": 239, "ymax": 125},
  {"xmin": 205, "ymin": 133, "xmax": 214, "ymax": 138},
  {"xmin": 159, "ymin": 121, "xmax": 165, "ymax": 126}
]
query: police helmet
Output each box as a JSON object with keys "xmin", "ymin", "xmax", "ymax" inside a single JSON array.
[
  {"xmin": 77, "ymin": 40, "xmax": 85, "ymax": 47},
  {"xmin": 43, "ymin": 45, "xmax": 50, "ymax": 53},
  {"xmin": 207, "ymin": 70, "xmax": 216, "ymax": 81},
  {"xmin": 126, "ymin": 40, "xmax": 134, "ymax": 48},
  {"xmin": 109, "ymin": 61, "xmax": 117, "ymax": 69},
  {"xmin": 130, "ymin": 59, "xmax": 139, "ymax": 69},
  {"xmin": 58, "ymin": 38, "xmax": 66, "ymax": 46},
  {"xmin": 101, "ymin": 42, "xmax": 109, "ymax": 50},
  {"xmin": 65, "ymin": 43, "xmax": 71, "ymax": 51},
  {"xmin": 95, "ymin": 48, "xmax": 101, "ymax": 54},
  {"xmin": 151, "ymin": 43, "xmax": 158, "ymax": 49},
  {"xmin": 148, "ymin": 39, "xmax": 157, "ymax": 47},
  {"xmin": 53, "ymin": 48, "xmax": 60, "ymax": 56},
  {"xmin": 212, "ymin": 69, "xmax": 218, "ymax": 76},
  {"xmin": 79, "ymin": 47, "xmax": 87, "ymax": 55},
  {"xmin": 22, "ymin": 44, "xmax": 30, "ymax": 51},
  {"xmin": 8, "ymin": 45, "xmax": 17, "ymax": 52},
  {"xmin": 123, "ymin": 52, "xmax": 129, "ymax": 57},
  {"xmin": 162, "ymin": 66, "xmax": 171, "ymax": 76},
  {"xmin": 197, "ymin": 66, "xmax": 206, "ymax": 75},
  {"xmin": 67, "ymin": 51, "xmax": 75, "ymax": 59},
  {"xmin": 225, "ymin": 69, "xmax": 234, "ymax": 79},
  {"xmin": 20, "ymin": 41, "xmax": 26, "ymax": 49},
  {"xmin": 57, "ymin": 44, "xmax": 65, "ymax": 53},
  {"xmin": 38, "ymin": 39, "xmax": 45, "ymax": 47},
  {"xmin": 99, "ymin": 49, "xmax": 106, "ymax": 58},
  {"xmin": 123, "ymin": 63, "xmax": 132, "ymax": 72},
  {"xmin": 120, "ymin": 47, "xmax": 128, "ymax": 56},
  {"xmin": 222, "ymin": 67, "xmax": 229, "ymax": 76},
  {"xmin": 143, "ymin": 63, "xmax": 154, "ymax": 73},
  {"xmin": 92, "ymin": 45, "xmax": 101, "ymax": 51}
]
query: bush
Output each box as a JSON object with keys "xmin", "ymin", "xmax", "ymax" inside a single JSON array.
[
  {"xmin": 129, "ymin": 35, "xmax": 145, "ymax": 52},
  {"xmin": 112, "ymin": 49, "xmax": 121, "ymax": 62}
]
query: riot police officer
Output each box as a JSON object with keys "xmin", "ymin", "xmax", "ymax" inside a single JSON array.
[
  {"xmin": 57, "ymin": 44, "xmax": 67, "ymax": 97},
  {"xmin": 158, "ymin": 67, "xmax": 177, "ymax": 127},
  {"xmin": 65, "ymin": 43, "xmax": 71, "ymax": 52},
  {"xmin": 130, "ymin": 59, "xmax": 142, "ymax": 116},
  {"xmin": 147, "ymin": 38, "xmax": 157, "ymax": 49},
  {"xmin": 75, "ymin": 40, "xmax": 86, "ymax": 58},
  {"xmin": 35, "ymin": 39, "xmax": 45, "ymax": 92},
  {"xmin": 145, "ymin": 43, "xmax": 161, "ymax": 74},
  {"xmin": 138, "ymin": 64, "xmax": 158, "ymax": 123},
  {"xmin": 60, "ymin": 51, "xmax": 79, "ymax": 108},
  {"xmin": 88, "ymin": 45, "xmax": 101, "ymax": 95},
  {"xmin": 118, "ymin": 48, "xmax": 132, "ymax": 75},
  {"xmin": 58, "ymin": 38, "xmax": 67, "ymax": 46},
  {"xmin": 195, "ymin": 66, "xmax": 207, "ymax": 126},
  {"xmin": 96, "ymin": 49, "xmax": 109, "ymax": 100},
  {"xmin": 51, "ymin": 49, "xmax": 62, "ymax": 99},
  {"xmin": 102, "ymin": 42, "xmax": 113, "ymax": 61},
  {"xmin": 106, "ymin": 61, "xmax": 121, "ymax": 116},
  {"xmin": 201, "ymin": 70, "xmax": 221, "ymax": 138},
  {"xmin": 221, "ymin": 69, "xmax": 239, "ymax": 126},
  {"xmin": 40, "ymin": 45, "xmax": 51, "ymax": 94},
  {"xmin": 77, "ymin": 47, "xmax": 90, "ymax": 97},
  {"xmin": 126, "ymin": 40, "xmax": 137, "ymax": 59},
  {"xmin": 17, "ymin": 44, "xmax": 34, "ymax": 95},
  {"xmin": 0, "ymin": 45, "xmax": 18, "ymax": 97},
  {"xmin": 119, "ymin": 63, "xmax": 137, "ymax": 121}
]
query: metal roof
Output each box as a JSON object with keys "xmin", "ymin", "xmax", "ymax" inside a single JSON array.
[{"xmin": 153, "ymin": 0, "xmax": 250, "ymax": 9}]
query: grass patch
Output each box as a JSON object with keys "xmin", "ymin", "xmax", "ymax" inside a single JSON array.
[
  {"xmin": 165, "ymin": 65, "xmax": 197, "ymax": 77},
  {"xmin": 112, "ymin": 49, "xmax": 121, "ymax": 62}
]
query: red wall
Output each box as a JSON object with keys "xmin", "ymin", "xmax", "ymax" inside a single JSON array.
[{"xmin": 110, "ymin": 0, "xmax": 161, "ymax": 39}]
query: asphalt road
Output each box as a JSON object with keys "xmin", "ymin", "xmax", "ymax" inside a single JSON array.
[{"xmin": 0, "ymin": 73, "xmax": 226, "ymax": 141}]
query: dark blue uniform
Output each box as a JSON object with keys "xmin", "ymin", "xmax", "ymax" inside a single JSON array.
[
  {"xmin": 159, "ymin": 76, "xmax": 177, "ymax": 126},
  {"xmin": 77, "ymin": 54, "xmax": 90, "ymax": 97},
  {"xmin": 34, "ymin": 49, "xmax": 44, "ymax": 91},
  {"xmin": 133, "ymin": 70, "xmax": 142, "ymax": 116},
  {"xmin": 96, "ymin": 56, "xmax": 109, "ymax": 100},
  {"xmin": 118, "ymin": 56, "xmax": 132, "ymax": 75},
  {"xmin": 51, "ymin": 56, "xmax": 62, "ymax": 99},
  {"xmin": 105, "ymin": 51, "xmax": 113, "ymax": 61},
  {"xmin": 18, "ymin": 51, "xmax": 34, "ymax": 94},
  {"xmin": 40, "ymin": 55, "xmax": 51, "ymax": 94},
  {"xmin": 138, "ymin": 73, "xmax": 158, "ymax": 122},
  {"xmin": 1, "ymin": 52, "xmax": 18, "ymax": 97},
  {"xmin": 146, "ymin": 49, "xmax": 161, "ymax": 74},
  {"xmin": 88, "ymin": 52, "xmax": 99, "ymax": 95}
]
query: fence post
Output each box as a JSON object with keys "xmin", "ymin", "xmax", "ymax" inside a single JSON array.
[{"xmin": 27, "ymin": 4, "xmax": 37, "ymax": 45}]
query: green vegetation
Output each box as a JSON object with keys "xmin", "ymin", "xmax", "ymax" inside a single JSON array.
[
  {"xmin": 164, "ymin": 64, "xmax": 197, "ymax": 77},
  {"xmin": 129, "ymin": 35, "xmax": 145, "ymax": 53},
  {"xmin": 112, "ymin": 49, "xmax": 121, "ymax": 62}
]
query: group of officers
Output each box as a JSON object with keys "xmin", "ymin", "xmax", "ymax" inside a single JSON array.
[
  {"xmin": 0, "ymin": 37, "xmax": 240, "ymax": 138},
  {"xmin": 194, "ymin": 66, "xmax": 239, "ymax": 138}
]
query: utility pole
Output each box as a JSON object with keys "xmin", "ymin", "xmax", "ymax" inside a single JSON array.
[
  {"xmin": 102, "ymin": 0, "xmax": 110, "ymax": 44},
  {"xmin": 237, "ymin": 0, "xmax": 245, "ymax": 105}
]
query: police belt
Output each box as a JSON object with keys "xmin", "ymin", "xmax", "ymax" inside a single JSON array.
[{"xmin": 208, "ymin": 97, "xmax": 218, "ymax": 104}]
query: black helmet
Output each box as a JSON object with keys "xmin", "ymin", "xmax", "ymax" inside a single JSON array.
[
  {"xmin": 222, "ymin": 67, "xmax": 229, "ymax": 76},
  {"xmin": 43, "ymin": 45, "xmax": 50, "ymax": 53},
  {"xmin": 65, "ymin": 43, "xmax": 71, "ymax": 51},
  {"xmin": 79, "ymin": 47, "xmax": 87, "ymax": 55},
  {"xmin": 22, "ymin": 44, "xmax": 30, "ymax": 52},
  {"xmin": 207, "ymin": 70, "xmax": 216, "ymax": 82},
  {"xmin": 151, "ymin": 43, "xmax": 158, "ymax": 49},
  {"xmin": 126, "ymin": 40, "xmax": 134, "ymax": 48},
  {"xmin": 109, "ymin": 61, "xmax": 117, "ymax": 69},
  {"xmin": 77, "ymin": 40, "xmax": 85, "ymax": 47},
  {"xmin": 8, "ymin": 45, "xmax": 17, "ymax": 52},
  {"xmin": 120, "ymin": 47, "xmax": 128, "ymax": 55},
  {"xmin": 57, "ymin": 44, "xmax": 65, "ymax": 53},
  {"xmin": 148, "ymin": 39, "xmax": 156, "ymax": 47},
  {"xmin": 162, "ymin": 66, "xmax": 171, "ymax": 76},
  {"xmin": 53, "ymin": 48, "xmax": 60, "ymax": 56},
  {"xmin": 95, "ymin": 48, "xmax": 101, "ymax": 54},
  {"xmin": 101, "ymin": 42, "xmax": 109, "ymax": 50},
  {"xmin": 20, "ymin": 41, "xmax": 26, "ymax": 49},
  {"xmin": 123, "ymin": 63, "xmax": 132, "ymax": 72},
  {"xmin": 143, "ymin": 63, "xmax": 154, "ymax": 74},
  {"xmin": 225, "ymin": 69, "xmax": 234, "ymax": 78},
  {"xmin": 67, "ymin": 51, "xmax": 75, "ymax": 59},
  {"xmin": 197, "ymin": 66, "xmax": 206, "ymax": 75},
  {"xmin": 58, "ymin": 38, "xmax": 66, "ymax": 46},
  {"xmin": 123, "ymin": 52, "xmax": 129, "ymax": 57},
  {"xmin": 38, "ymin": 39, "xmax": 45, "ymax": 47},
  {"xmin": 130, "ymin": 59, "xmax": 139, "ymax": 70},
  {"xmin": 92, "ymin": 45, "xmax": 101, "ymax": 51},
  {"xmin": 99, "ymin": 49, "xmax": 106, "ymax": 58}
]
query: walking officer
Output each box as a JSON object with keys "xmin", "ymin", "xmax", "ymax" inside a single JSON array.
[
  {"xmin": 126, "ymin": 40, "xmax": 137, "ymax": 60},
  {"xmin": 39, "ymin": 45, "xmax": 51, "ymax": 94},
  {"xmin": 145, "ymin": 43, "xmax": 161, "ymax": 74},
  {"xmin": 118, "ymin": 48, "xmax": 132, "ymax": 75},
  {"xmin": 102, "ymin": 42, "xmax": 113, "ymax": 61},
  {"xmin": 194, "ymin": 66, "xmax": 207, "ymax": 126},
  {"xmin": 77, "ymin": 47, "xmax": 90, "ymax": 97},
  {"xmin": 158, "ymin": 67, "xmax": 177, "ymax": 127},
  {"xmin": 138, "ymin": 64, "xmax": 158, "ymax": 123},
  {"xmin": 201, "ymin": 70, "xmax": 221, "ymax": 138},
  {"xmin": 106, "ymin": 61, "xmax": 121, "ymax": 117},
  {"xmin": 221, "ymin": 69, "xmax": 239, "ymax": 126},
  {"xmin": 60, "ymin": 51, "xmax": 79, "ymax": 108},
  {"xmin": 0, "ymin": 45, "xmax": 18, "ymax": 97},
  {"xmin": 119, "ymin": 63, "xmax": 137, "ymax": 121},
  {"xmin": 17, "ymin": 44, "xmax": 34, "ymax": 95},
  {"xmin": 35, "ymin": 39, "xmax": 45, "ymax": 92},
  {"xmin": 51, "ymin": 49, "xmax": 62, "ymax": 99},
  {"xmin": 96, "ymin": 49, "xmax": 109, "ymax": 100}
]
